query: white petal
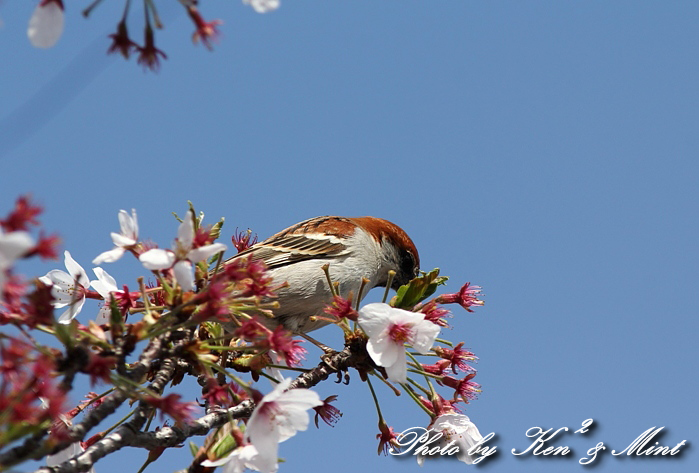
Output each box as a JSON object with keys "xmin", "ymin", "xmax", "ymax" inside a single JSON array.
[
  {"xmin": 91, "ymin": 267, "xmax": 118, "ymax": 298},
  {"xmin": 201, "ymin": 456, "xmax": 233, "ymax": 468},
  {"xmin": 177, "ymin": 211, "xmax": 196, "ymax": 251},
  {"xmin": 139, "ymin": 249, "xmax": 175, "ymax": 270},
  {"xmin": 117, "ymin": 209, "xmax": 138, "ymax": 240},
  {"xmin": 28, "ymin": 2, "xmax": 64, "ymax": 49},
  {"xmin": 57, "ymin": 296, "xmax": 85, "ymax": 324},
  {"xmin": 202, "ymin": 445, "xmax": 266, "ymax": 473},
  {"xmin": 41, "ymin": 269, "xmax": 72, "ymax": 288},
  {"xmin": 92, "ymin": 247, "xmax": 126, "ymax": 265},
  {"xmin": 247, "ymin": 380, "xmax": 291, "ymax": 451},
  {"xmin": 237, "ymin": 445, "xmax": 273, "ymax": 473},
  {"xmin": 96, "ymin": 305, "xmax": 111, "ymax": 325},
  {"xmin": 187, "ymin": 242, "xmax": 227, "ymax": 263},
  {"xmin": 357, "ymin": 302, "xmax": 392, "ymax": 337},
  {"xmin": 366, "ymin": 333, "xmax": 401, "ymax": 368},
  {"xmin": 0, "ymin": 230, "xmax": 35, "ymax": 265},
  {"xmin": 173, "ymin": 260, "xmax": 194, "ymax": 292},
  {"xmin": 111, "ymin": 232, "xmax": 136, "ymax": 248},
  {"xmin": 432, "ymin": 413, "xmax": 483, "ymax": 464},
  {"xmin": 265, "ymin": 351, "xmax": 285, "ymax": 383},
  {"xmin": 411, "ymin": 319, "xmax": 441, "ymax": 354},
  {"xmin": 63, "ymin": 251, "xmax": 90, "ymax": 288},
  {"xmin": 384, "ymin": 355, "xmax": 408, "ymax": 383},
  {"xmin": 276, "ymin": 388, "xmax": 323, "ymax": 410},
  {"xmin": 246, "ymin": 421, "xmax": 279, "ymax": 471},
  {"xmin": 388, "ymin": 306, "xmax": 428, "ymax": 326},
  {"xmin": 49, "ymin": 291, "xmax": 73, "ymax": 307},
  {"xmin": 258, "ymin": 377, "xmax": 292, "ymax": 404},
  {"xmin": 275, "ymin": 408, "xmax": 309, "ymax": 443}
]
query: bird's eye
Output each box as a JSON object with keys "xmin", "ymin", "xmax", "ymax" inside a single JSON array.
[{"xmin": 399, "ymin": 251, "xmax": 417, "ymax": 279}]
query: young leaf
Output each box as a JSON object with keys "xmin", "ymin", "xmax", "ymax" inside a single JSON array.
[{"xmin": 390, "ymin": 268, "xmax": 448, "ymax": 309}]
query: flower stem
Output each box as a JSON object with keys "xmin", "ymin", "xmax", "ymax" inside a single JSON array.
[
  {"xmin": 365, "ymin": 375, "xmax": 385, "ymax": 423},
  {"xmin": 382, "ymin": 270, "xmax": 396, "ymax": 303},
  {"xmin": 405, "ymin": 351, "xmax": 437, "ymax": 399},
  {"xmin": 400, "ymin": 383, "xmax": 435, "ymax": 417}
]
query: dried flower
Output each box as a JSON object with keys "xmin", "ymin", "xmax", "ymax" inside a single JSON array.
[
  {"xmin": 314, "ymin": 395, "xmax": 342, "ymax": 428},
  {"xmin": 437, "ymin": 282, "xmax": 484, "ymax": 312}
]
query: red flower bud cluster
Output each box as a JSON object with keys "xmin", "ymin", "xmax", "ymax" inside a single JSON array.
[{"xmin": 0, "ymin": 337, "xmax": 66, "ymax": 429}]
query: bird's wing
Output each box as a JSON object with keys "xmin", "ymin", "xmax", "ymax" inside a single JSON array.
[{"xmin": 226, "ymin": 233, "xmax": 350, "ymax": 269}]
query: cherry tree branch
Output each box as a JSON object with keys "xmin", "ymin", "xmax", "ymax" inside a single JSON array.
[
  {"xmin": 28, "ymin": 340, "xmax": 372, "ymax": 473},
  {"xmin": 35, "ymin": 350, "xmax": 179, "ymax": 473}
]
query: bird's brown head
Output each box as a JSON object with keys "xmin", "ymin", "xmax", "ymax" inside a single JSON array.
[{"xmin": 350, "ymin": 216, "xmax": 420, "ymax": 290}]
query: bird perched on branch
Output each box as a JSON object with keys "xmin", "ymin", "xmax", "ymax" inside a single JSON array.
[{"xmin": 221, "ymin": 216, "xmax": 420, "ymax": 333}]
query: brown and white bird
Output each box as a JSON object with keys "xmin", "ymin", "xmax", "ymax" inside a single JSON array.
[{"xmin": 222, "ymin": 216, "xmax": 420, "ymax": 333}]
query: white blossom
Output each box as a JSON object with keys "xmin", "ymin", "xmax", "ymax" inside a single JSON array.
[
  {"xmin": 358, "ymin": 302, "xmax": 441, "ymax": 383},
  {"xmin": 139, "ymin": 211, "xmax": 226, "ymax": 292},
  {"xmin": 39, "ymin": 250, "xmax": 90, "ymax": 323},
  {"xmin": 245, "ymin": 378, "xmax": 323, "ymax": 473},
  {"xmin": 417, "ymin": 413, "xmax": 484, "ymax": 466},
  {"xmin": 92, "ymin": 209, "xmax": 139, "ymax": 264}
]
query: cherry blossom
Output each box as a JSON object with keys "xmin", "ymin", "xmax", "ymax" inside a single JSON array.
[
  {"xmin": 358, "ymin": 303, "xmax": 441, "ymax": 383},
  {"xmin": 139, "ymin": 211, "xmax": 227, "ymax": 292},
  {"xmin": 416, "ymin": 413, "xmax": 484, "ymax": 466},
  {"xmin": 92, "ymin": 209, "xmax": 139, "ymax": 264},
  {"xmin": 28, "ymin": 0, "xmax": 65, "ymax": 49},
  {"xmin": 39, "ymin": 250, "xmax": 90, "ymax": 323},
  {"xmin": 245, "ymin": 377, "xmax": 322, "ymax": 473},
  {"xmin": 243, "ymin": 0, "xmax": 280, "ymax": 14}
]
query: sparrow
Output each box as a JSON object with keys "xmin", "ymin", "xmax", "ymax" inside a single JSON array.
[{"xmin": 222, "ymin": 216, "xmax": 420, "ymax": 333}]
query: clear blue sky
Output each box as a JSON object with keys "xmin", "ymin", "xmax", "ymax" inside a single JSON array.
[{"xmin": 1, "ymin": 1, "xmax": 697, "ymax": 472}]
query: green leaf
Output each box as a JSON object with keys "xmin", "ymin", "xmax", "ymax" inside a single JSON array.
[
  {"xmin": 202, "ymin": 321, "xmax": 224, "ymax": 339},
  {"xmin": 54, "ymin": 318, "xmax": 77, "ymax": 349},
  {"xmin": 212, "ymin": 432, "xmax": 238, "ymax": 458},
  {"xmin": 210, "ymin": 217, "xmax": 225, "ymax": 241},
  {"xmin": 109, "ymin": 297, "xmax": 123, "ymax": 326},
  {"xmin": 189, "ymin": 441, "xmax": 199, "ymax": 457},
  {"xmin": 390, "ymin": 268, "xmax": 448, "ymax": 309}
]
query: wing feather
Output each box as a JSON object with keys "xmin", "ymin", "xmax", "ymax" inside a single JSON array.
[{"xmin": 224, "ymin": 234, "xmax": 348, "ymax": 270}]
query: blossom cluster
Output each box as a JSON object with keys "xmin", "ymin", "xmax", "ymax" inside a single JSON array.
[
  {"xmin": 0, "ymin": 198, "xmax": 486, "ymax": 473},
  {"xmin": 25, "ymin": 1, "xmax": 281, "ymax": 72}
]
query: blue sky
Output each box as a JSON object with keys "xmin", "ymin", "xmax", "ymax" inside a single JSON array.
[{"xmin": 1, "ymin": 1, "xmax": 697, "ymax": 472}]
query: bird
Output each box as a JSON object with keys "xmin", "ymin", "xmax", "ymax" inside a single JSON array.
[{"xmin": 220, "ymin": 216, "xmax": 420, "ymax": 333}]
